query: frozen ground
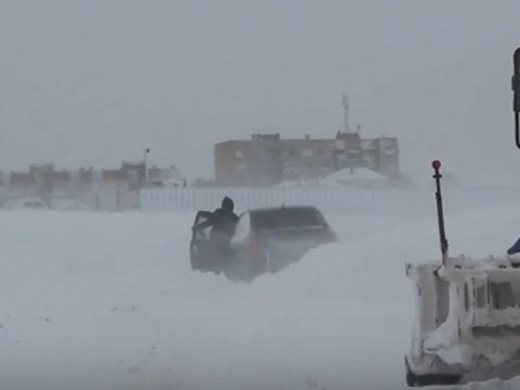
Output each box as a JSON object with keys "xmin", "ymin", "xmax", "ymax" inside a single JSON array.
[{"xmin": 0, "ymin": 203, "xmax": 519, "ymax": 390}]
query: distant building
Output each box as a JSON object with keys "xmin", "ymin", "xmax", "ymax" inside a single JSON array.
[
  {"xmin": 9, "ymin": 171, "xmax": 36, "ymax": 196},
  {"xmin": 214, "ymin": 131, "xmax": 400, "ymax": 186},
  {"xmin": 2, "ymin": 161, "xmax": 182, "ymax": 199},
  {"xmin": 0, "ymin": 160, "xmax": 184, "ymax": 211}
]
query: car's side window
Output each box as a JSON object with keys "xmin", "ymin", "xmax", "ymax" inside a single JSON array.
[{"xmin": 231, "ymin": 212, "xmax": 251, "ymax": 244}]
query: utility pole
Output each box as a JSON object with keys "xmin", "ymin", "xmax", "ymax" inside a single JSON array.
[
  {"xmin": 144, "ymin": 148, "xmax": 150, "ymax": 183},
  {"xmin": 342, "ymin": 94, "xmax": 350, "ymax": 132}
]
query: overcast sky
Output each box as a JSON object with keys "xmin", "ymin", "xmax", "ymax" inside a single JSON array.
[{"xmin": 0, "ymin": 0, "xmax": 519, "ymax": 180}]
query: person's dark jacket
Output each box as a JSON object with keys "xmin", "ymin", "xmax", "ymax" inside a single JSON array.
[
  {"xmin": 209, "ymin": 207, "xmax": 239, "ymax": 236},
  {"xmin": 194, "ymin": 197, "xmax": 238, "ymax": 240}
]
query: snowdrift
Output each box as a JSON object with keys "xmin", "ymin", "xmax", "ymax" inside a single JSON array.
[{"xmin": 0, "ymin": 202, "xmax": 517, "ymax": 389}]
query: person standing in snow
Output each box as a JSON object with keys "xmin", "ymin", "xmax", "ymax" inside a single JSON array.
[{"xmin": 194, "ymin": 196, "xmax": 239, "ymax": 243}]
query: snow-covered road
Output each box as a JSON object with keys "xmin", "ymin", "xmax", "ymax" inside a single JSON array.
[{"xmin": 0, "ymin": 204, "xmax": 518, "ymax": 389}]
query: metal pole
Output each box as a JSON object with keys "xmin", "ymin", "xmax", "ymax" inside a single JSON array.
[
  {"xmin": 516, "ymin": 113, "xmax": 520, "ymax": 149},
  {"xmin": 432, "ymin": 160, "xmax": 448, "ymax": 265},
  {"xmin": 342, "ymin": 94, "xmax": 350, "ymax": 132},
  {"xmin": 144, "ymin": 148, "xmax": 150, "ymax": 183}
]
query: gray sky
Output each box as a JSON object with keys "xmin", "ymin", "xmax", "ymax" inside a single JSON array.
[{"xmin": 1, "ymin": 0, "xmax": 519, "ymax": 180}]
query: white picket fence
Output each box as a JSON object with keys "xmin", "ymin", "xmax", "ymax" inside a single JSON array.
[{"xmin": 139, "ymin": 186, "xmax": 520, "ymax": 215}]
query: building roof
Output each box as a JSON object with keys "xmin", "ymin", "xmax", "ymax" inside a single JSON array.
[{"xmin": 214, "ymin": 140, "xmax": 252, "ymax": 148}]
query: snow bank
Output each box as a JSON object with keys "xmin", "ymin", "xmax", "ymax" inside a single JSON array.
[{"xmin": 0, "ymin": 201, "xmax": 518, "ymax": 389}]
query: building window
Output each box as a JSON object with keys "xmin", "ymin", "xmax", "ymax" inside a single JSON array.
[
  {"xmin": 335, "ymin": 140, "xmax": 346, "ymax": 149},
  {"xmin": 303, "ymin": 149, "xmax": 314, "ymax": 157},
  {"xmin": 235, "ymin": 150, "xmax": 245, "ymax": 158}
]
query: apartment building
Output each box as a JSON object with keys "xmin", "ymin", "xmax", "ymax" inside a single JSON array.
[{"xmin": 214, "ymin": 131, "xmax": 399, "ymax": 186}]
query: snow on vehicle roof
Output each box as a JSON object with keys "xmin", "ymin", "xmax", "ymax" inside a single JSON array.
[
  {"xmin": 248, "ymin": 205, "xmax": 320, "ymax": 213},
  {"xmin": 248, "ymin": 206, "xmax": 328, "ymax": 229}
]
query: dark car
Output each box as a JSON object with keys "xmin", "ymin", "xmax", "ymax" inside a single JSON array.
[{"xmin": 190, "ymin": 206, "xmax": 336, "ymax": 282}]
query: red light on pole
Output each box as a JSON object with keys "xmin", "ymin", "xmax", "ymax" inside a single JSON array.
[{"xmin": 432, "ymin": 160, "xmax": 442, "ymax": 170}]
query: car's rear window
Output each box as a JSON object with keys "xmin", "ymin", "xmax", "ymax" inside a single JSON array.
[{"xmin": 251, "ymin": 208, "xmax": 328, "ymax": 230}]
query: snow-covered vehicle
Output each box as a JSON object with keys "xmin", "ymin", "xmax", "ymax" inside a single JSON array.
[
  {"xmin": 405, "ymin": 256, "xmax": 520, "ymax": 386},
  {"xmin": 405, "ymin": 160, "xmax": 520, "ymax": 386},
  {"xmin": 190, "ymin": 206, "xmax": 336, "ymax": 282},
  {"xmin": 405, "ymin": 47, "xmax": 520, "ymax": 386}
]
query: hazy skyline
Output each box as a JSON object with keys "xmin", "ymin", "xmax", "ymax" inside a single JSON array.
[{"xmin": 1, "ymin": 0, "xmax": 520, "ymax": 180}]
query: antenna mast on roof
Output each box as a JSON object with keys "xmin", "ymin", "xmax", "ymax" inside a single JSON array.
[{"xmin": 342, "ymin": 94, "xmax": 350, "ymax": 132}]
